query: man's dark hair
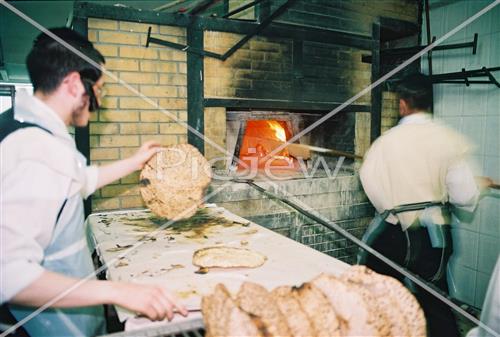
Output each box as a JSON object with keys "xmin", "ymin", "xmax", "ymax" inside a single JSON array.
[
  {"xmin": 395, "ymin": 73, "xmax": 433, "ymax": 111},
  {"xmin": 26, "ymin": 27, "xmax": 105, "ymax": 93}
]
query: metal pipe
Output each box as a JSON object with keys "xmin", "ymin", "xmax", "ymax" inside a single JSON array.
[
  {"xmin": 381, "ymin": 36, "xmax": 479, "ymax": 55},
  {"xmin": 146, "ymin": 27, "xmax": 224, "ymax": 59},
  {"xmin": 430, "ymin": 66, "xmax": 500, "ymax": 80}
]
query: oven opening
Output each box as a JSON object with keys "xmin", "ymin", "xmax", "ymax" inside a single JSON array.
[{"xmin": 238, "ymin": 120, "xmax": 298, "ymax": 170}]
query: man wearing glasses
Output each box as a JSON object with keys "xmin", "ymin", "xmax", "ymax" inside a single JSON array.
[{"xmin": 0, "ymin": 28, "xmax": 187, "ymax": 337}]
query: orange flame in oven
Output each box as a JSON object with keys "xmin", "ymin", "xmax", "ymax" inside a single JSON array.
[
  {"xmin": 267, "ymin": 121, "xmax": 287, "ymax": 142},
  {"xmin": 238, "ymin": 120, "xmax": 297, "ymax": 170}
]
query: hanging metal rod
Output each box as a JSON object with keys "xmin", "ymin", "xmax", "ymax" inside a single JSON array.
[
  {"xmin": 362, "ymin": 33, "xmax": 478, "ymax": 63},
  {"xmin": 146, "ymin": 26, "xmax": 224, "ymax": 59},
  {"xmin": 431, "ymin": 66, "xmax": 500, "ymax": 87},
  {"xmin": 388, "ymin": 33, "xmax": 478, "ymax": 55},
  {"xmin": 430, "ymin": 66, "xmax": 500, "ymax": 79}
]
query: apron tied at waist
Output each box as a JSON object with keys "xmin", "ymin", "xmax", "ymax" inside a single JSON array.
[{"xmin": 357, "ymin": 201, "xmax": 451, "ymax": 265}]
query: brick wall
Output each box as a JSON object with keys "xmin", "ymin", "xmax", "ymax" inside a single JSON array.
[
  {"xmin": 381, "ymin": 91, "xmax": 400, "ymax": 133},
  {"xmin": 204, "ymin": 32, "xmax": 293, "ymax": 100},
  {"xmin": 204, "ymin": 107, "xmax": 226, "ymax": 168},
  {"xmin": 204, "ymin": 33, "xmax": 370, "ymax": 104},
  {"xmin": 88, "ymin": 19, "xmax": 188, "ymax": 211}
]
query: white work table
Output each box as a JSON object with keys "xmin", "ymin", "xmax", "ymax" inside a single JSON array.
[{"xmin": 87, "ymin": 205, "xmax": 349, "ymax": 332}]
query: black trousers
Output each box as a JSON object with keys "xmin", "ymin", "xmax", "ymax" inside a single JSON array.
[{"xmin": 364, "ymin": 222, "xmax": 459, "ymax": 337}]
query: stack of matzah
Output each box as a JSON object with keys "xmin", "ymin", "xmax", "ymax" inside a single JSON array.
[
  {"xmin": 140, "ymin": 144, "xmax": 212, "ymax": 220},
  {"xmin": 202, "ymin": 265, "xmax": 426, "ymax": 337}
]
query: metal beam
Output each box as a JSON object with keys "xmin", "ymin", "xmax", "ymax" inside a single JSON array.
[
  {"xmin": 361, "ymin": 34, "xmax": 478, "ymax": 63},
  {"xmin": 75, "ymin": 2, "xmax": 193, "ymax": 26},
  {"xmin": 204, "ymin": 98, "xmax": 371, "ymax": 112},
  {"xmin": 255, "ymin": 0, "xmax": 271, "ymax": 22},
  {"xmin": 74, "ymin": 2, "xmax": 372, "ymax": 50},
  {"xmin": 146, "ymin": 27, "xmax": 223, "ymax": 59},
  {"xmin": 200, "ymin": 18, "xmax": 372, "ymax": 50},
  {"xmin": 430, "ymin": 66, "xmax": 500, "ymax": 87},
  {"xmin": 0, "ymin": 35, "xmax": 4, "ymax": 68},
  {"xmin": 187, "ymin": 21, "xmax": 205, "ymax": 154},
  {"xmin": 222, "ymin": 0, "xmax": 229, "ymax": 16}
]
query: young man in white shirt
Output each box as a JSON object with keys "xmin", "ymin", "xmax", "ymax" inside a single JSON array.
[
  {"xmin": 0, "ymin": 28, "xmax": 187, "ymax": 336},
  {"xmin": 359, "ymin": 73, "xmax": 481, "ymax": 337}
]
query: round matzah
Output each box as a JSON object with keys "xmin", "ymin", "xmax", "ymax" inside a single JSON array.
[
  {"xmin": 341, "ymin": 266, "xmax": 426, "ymax": 337},
  {"xmin": 140, "ymin": 144, "xmax": 212, "ymax": 220}
]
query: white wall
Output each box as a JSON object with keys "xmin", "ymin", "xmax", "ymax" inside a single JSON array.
[
  {"xmin": 423, "ymin": 0, "xmax": 500, "ymax": 308},
  {"xmin": 0, "ymin": 84, "xmax": 33, "ymax": 113}
]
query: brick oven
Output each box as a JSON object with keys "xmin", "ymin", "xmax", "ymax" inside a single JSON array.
[{"xmin": 76, "ymin": 0, "xmax": 419, "ymax": 264}]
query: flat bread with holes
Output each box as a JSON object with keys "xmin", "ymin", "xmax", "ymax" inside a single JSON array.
[
  {"xmin": 140, "ymin": 144, "xmax": 212, "ymax": 220},
  {"xmin": 193, "ymin": 246, "xmax": 267, "ymax": 269},
  {"xmin": 202, "ymin": 283, "xmax": 264, "ymax": 337},
  {"xmin": 271, "ymin": 286, "xmax": 317, "ymax": 337},
  {"xmin": 311, "ymin": 273, "xmax": 386, "ymax": 337},
  {"xmin": 236, "ymin": 282, "xmax": 292, "ymax": 337},
  {"xmin": 341, "ymin": 265, "xmax": 426, "ymax": 337},
  {"xmin": 293, "ymin": 282, "xmax": 341, "ymax": 337}
]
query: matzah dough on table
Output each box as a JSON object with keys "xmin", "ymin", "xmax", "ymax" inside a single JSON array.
[
  {"xmin": 193, "ymin": 246, "xmax": 267, "ymax": 269},
  {"xmin": 140, "ymin": 144, "xmax": 212, "ymax": 220}
]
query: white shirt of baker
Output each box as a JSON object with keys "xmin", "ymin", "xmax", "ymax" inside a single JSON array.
[
  {"xmin": 359, "ymin": 112, "xmax": 479, "ymax": 230},
  {"xmin": 0, "ymin": 91, "xmax": 99, "ymax": 302}
]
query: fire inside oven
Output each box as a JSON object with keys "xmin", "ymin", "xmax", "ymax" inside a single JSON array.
[
  {"xmin": 226, "ymin": 111, "xmax": 305, "ymax": 172},
  {"xmin": 237, "ymin": 120, "xmax": 297, "ymax": 170}
]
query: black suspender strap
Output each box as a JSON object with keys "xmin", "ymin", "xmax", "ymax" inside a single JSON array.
[{"xmin": 0, "ymin": 108, "xmax": 52, "ymax": 143}]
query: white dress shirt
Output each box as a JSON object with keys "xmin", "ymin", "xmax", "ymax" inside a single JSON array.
[
  {"xmin": 360, "ymin": 112, "xmax": 479, "ymax": 230},
  {"xmin": 0, "ymin": 91, "xmax": 98, "ymax": 302}
]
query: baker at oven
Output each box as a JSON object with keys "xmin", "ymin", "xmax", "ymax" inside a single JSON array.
[
  {"xmin": 358, "ymin": 72, "xmax": 491, "ymax": 337},
  {"xmin": 0, "ymin": 28, "xmax": 187, "ymax": 337}
]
